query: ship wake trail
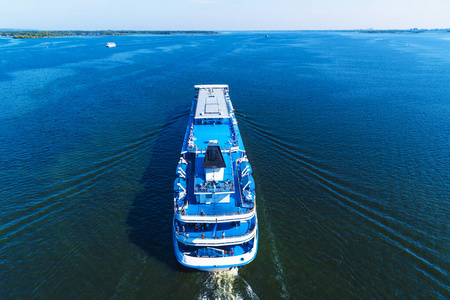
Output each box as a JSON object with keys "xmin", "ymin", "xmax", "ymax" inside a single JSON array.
[{"xmin": 197, "ymin": 268, "xmax": 259, "ymax": 300}]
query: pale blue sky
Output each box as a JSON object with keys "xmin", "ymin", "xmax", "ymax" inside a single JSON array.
[{"xmin": 1, "ymin": 0, "xmax": 449, "ymax": 30}]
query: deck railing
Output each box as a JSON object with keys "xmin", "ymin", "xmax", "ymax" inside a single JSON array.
[
  {"xmin": 175, "ymin": 224, "xmax": 257, "ymax": 241},
  {"xmin": 176, "ymin": 205, "xmax": 255, "ymax": 217},
  {"xmin": 194, "ymin": 183, "xmax": 234, "ymax": 193}
]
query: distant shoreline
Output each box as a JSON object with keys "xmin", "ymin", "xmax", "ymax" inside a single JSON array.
[
  {"xmin": 0, "ymin": 30, "xmax": 219, "ymax": 39},
  {"xmin": 1, "ymin": 29, "xmax": 449, "ymax": 39}
]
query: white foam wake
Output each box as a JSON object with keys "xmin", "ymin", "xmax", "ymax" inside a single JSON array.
[{"xmin": 197, "ymin": 268, "xmax": 259, "ymax": 300}]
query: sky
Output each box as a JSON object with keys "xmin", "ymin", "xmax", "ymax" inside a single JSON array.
[{"xmin": 1, "ymin": 0, "xmax": 449, "ymax": 31}]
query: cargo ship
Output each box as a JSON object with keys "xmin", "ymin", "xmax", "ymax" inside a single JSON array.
[{"xmin": 173, "ymin": 84, "xmax": 258, "ymax": 271}]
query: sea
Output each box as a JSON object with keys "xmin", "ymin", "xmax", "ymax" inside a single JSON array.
[{"xmin": 0, "ymin": 31, "xmax": 449, "ymax": 299}]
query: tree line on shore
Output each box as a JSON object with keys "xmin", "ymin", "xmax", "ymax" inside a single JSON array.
[{"xmin": 0, "ymin": 30, "xmax": 218, "ymax": 39}]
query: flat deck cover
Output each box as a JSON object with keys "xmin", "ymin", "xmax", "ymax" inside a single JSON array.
[{"xmin": 195, "ymin": 88, "xmax": 230, "ymax": 119}]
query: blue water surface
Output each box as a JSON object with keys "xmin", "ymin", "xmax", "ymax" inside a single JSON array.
[{"xmin": 0, "ymin": 32, "xmax": 449, "ymax": 299}]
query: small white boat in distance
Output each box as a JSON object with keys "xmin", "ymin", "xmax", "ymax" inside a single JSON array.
[{"xmin": 106, "ymin": 42, "xmax": 116, "ymax": 48}]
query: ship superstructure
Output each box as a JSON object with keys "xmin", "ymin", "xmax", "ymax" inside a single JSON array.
[{"xmin": 173, "ymin": 85, "xmax": 258, "ymax": 271}]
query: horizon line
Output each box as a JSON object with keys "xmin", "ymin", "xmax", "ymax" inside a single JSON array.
[{"xmin": 1, "ymin": 28, "xmax": 450, "ymax": 32}]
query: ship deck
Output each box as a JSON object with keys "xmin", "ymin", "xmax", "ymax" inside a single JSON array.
[
  {"xmin": 191, "ymin": 123, "xmax": 233, "ymax": 152},
  {"xmin": 181, "ymin": 150, "xmax": 253, "ymax": 217},
  {"xmin": 173, "ymin": 84, "xmax": 257, "ymax": 271},
  {"xmin": 183, "ymin": 202, "xmax": 250, "ymax": 216},
  {"xmin": 175, "ymin": 218, "xmax": 255, "ymax": 239}
]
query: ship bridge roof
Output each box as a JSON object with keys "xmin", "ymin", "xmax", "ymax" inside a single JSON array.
[
  {"xmin": 194, "ymin": 87, "xmax": 230, "ymax": 119},
  {"xmin": 202, "ymin": 145, "xmax": 226, "ymax": 169}
]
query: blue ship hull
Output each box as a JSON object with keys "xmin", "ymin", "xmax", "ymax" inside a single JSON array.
[{"xmin": 172, "ymin": 85, "xmax": 258, "ymax": 271}]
